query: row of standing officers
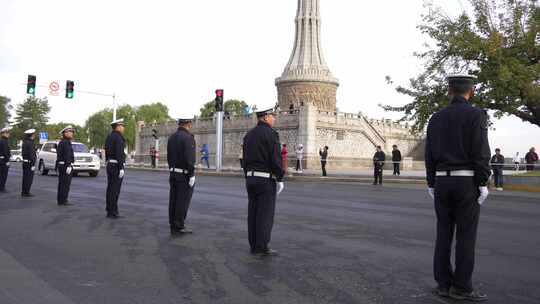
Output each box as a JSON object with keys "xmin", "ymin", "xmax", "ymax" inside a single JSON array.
[{"xmin": 0, "ymin": 108, "xmax": 284, "ymax": 257}]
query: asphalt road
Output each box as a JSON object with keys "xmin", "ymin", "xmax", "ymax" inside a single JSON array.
[{"xmin": 0, "ymin": 166, "xmax": 539, "ymax": 304}]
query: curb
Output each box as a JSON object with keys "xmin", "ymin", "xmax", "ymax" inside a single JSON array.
[{"xmin": 124, "ymin": 165, "xmax": 427, "ymax": 185}]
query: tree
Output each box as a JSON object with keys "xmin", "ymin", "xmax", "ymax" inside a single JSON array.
[
  {"xmin": 199, "ymin": 99, "xmax": 249, "ymax": 118},
  {"xmin": 384, "ymin": 0, "xmax": 540, "ymax": 131},
  {"xmin": 135, "ymin": 102, "xmax": 171, "ymax": 124},
  {"xmin": 0, "ymin": 95, "xmax": 12, "ymax": 128},
  {"xmin": 86, "ymin": 109, "xmax": 113, "ymax": 150},
  {"xmin": 11, "ymin": 96, "xmax": 51, "ymax": 142}
]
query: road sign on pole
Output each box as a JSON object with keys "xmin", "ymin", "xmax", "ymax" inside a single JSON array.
[
  {"xmin": 39, "ymin": 132, "xmax": 48, "ymax": 144},
  {"xmin": 48, "ymin": 82, "xmax": 60, "ymax": 96}
]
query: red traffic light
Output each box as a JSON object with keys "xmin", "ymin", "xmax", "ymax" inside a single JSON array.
[{"xmin": 215, "ymin": 89, "xmax": 224, "ymax": 97}]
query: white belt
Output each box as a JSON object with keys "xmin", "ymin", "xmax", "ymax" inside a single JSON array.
[
  {"xmin": 246, "ymin": 171, "xmax": 271, "ymax": 178},
  {"xmin": 23, "ymin": 159, "xmax": 31, "ymax": 163},
  {"xmin": 108, "ymin": 159, "xmax": 119, "ymax": 164},
  {"xmin": 58, "ymin": 161, "xmax": 65, "ymax": 165},
  {"xmin": 0, "ymin": 156, "xmax": 4, "ymax": 159},
  {"xmin": 170, "ymin": 168, "xmax": 189, "ymax": 174},
  {"xmin": 436, "ymin": 170, "xmax": 475, "ymax": 177}
]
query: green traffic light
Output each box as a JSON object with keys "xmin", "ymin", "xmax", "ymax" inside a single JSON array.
[
  {"xmin": 67, "ymin": 92, "xmax": 73, "ymax": 99},
  {"xmin": 28, "ymin": 88, "xmax": 35, "ymax": 94}
]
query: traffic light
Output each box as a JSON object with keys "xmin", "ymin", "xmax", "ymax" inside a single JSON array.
[
  {"xmin": 65, "ymin": 80, "xmax": 75, "ymax": 99},
  {"xmin": 215, "ymin": 89, "xmax": 224, "ymax": 112},
  {"xmin": 27, "ymin": 75, "xmax": 36, "ymax": 96}
]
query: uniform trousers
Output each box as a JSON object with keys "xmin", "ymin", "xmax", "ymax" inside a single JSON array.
[
  {"xmin": 434, "ymin": 176, "xmax": 480, "ymax": 293},
  {"xmin": 0, "ymin": 163, "xmax": 8, "ymax": 190},
  {"xmin": 57, "ymin": 165, "xmax": 73, "ymax": 204},
  {"xmin": 22, "ymin": 163, "xmax": 34, "ymax": 195},
  {"xmin": 106, "ymin": 163, "xmax": 124, "ymax": 215},
  {"xmin": 374, "ymin": 164, "xmax": 383, "ymax": 184},
  {"xmin": 169, "ymin": 172, "xmax": 194, "ymax": 230},
  {"xmin": 246, "ymin": 177, "xmax": 276, "ymax": 251}
]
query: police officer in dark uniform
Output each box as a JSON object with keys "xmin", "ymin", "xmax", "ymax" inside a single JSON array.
[
  {"xmin": 57, "ymin": 126, "xmax": 76, "ymax": 206},
  {"xmin": 243, "ymin": 108, "xmax": 285, "ymax": 256},
  {"xmin": 426, "ymin": 75, "xmax": 490, "ymax": 301},
  {"xmin": 373, "ymin": 146, "xmax": 385, "ymax": 185},
  {"xmin": 0, "ymin": 126, "xmax": 12, "ymax": 193},
  {"xmin": 104, "ymin": 119, "xmax": 126, "ymax": 219},
  {"xmin": 167, "ymin": 117, "xmax": 196, "ymax": 236},
  {"xmin": 21, "ymin": 129, "xmax": 37, "ymax": 197}
]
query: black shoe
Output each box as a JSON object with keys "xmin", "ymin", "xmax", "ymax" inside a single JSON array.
[
  {"xmin": 433, "ymin": 286, "xmax": 450, "ymax": 298},
  {"xmin": 449, "ymin": 287, "xmax": 488, "ymax": 302},
  {"xmin": 58, "ymin": 202, "xmax": 74, "ymax": 206},
  {"xmin": 107, "ymin": 214, "xmax": 122, "ymax": 219},
  {"xmin": 255, "ymin": 248, "xmax": 279, "ymax": 256},
  {"xmin": 21, "ymin": 193, "xmax": 34, "ymax": 197},
  {"xmin": 179, "ymin": 227, "xmax": 193, "ymax": 234}
]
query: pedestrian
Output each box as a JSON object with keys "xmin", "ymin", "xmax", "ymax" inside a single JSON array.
[
  {"xmin": 243, "ymin": 107, "xmax": 285, "ymax": 256},
  {"xmin": 167, "ymin": 117, "xmax": 197, "ymax": 236},
  {"xmin": 238, "ymin": 145, "xmax": 243, "ymax": 169},
  {"xmin": 21, "ymin": 129, "xmax": 37, "ymax": 197},
  {"xmin": 392, "ymin": 145, "xmax": 402, "ymax": 176},
  {"xmin": 0, "ymin": 126, "xmax": 12, "ymax": 193},
  {"xmin": 425, "ymin": 74, "xmax": 490, "ymax": 301},
  {"xmin": 319, "ymin": 146, "xmax": 328, "ymax": 177},
  {"xmin": 150, "ymin": 146, "xmax": 156, "ymax": 168},
  {"xmin": 104, "ymin": 119, "xmax": 127, "ymax": 219},
  {"xmin": 491, "ymin": 148, "xmax": 505, "ymax": 191},
  {"xmin": 295, "ymin": 144, "xmax": 304, "ymax": 173},
  {"xmin": 373, "ymin": 146, "xmax": 386, "ymax": 185},
  {"xmin": 200, "ymin": 144, "xmax": 210, "ymax": 169},
  {"xmin": 281, "ymin": 144, "xmax": 288, "ymax": 175},
  {"xmin": 56, "ymin": 126, "xmax": 76, "ymax": 206},
  {"xmin": 525, "ymin": 147, "xmax": 538, "ymax": 172},
  {"xmin": 513, "ymin": 152, "xmax": 521, "ymax": 171}
]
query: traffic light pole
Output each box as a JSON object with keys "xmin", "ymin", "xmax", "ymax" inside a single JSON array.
[{"xmin": 216, "ymin": 111, "xmax": 223, "ymax": 172}]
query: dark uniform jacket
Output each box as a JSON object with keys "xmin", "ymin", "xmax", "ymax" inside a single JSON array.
[
  {"xmin": 373, "ymin": 151, "xmax": 386, "ymax": 166},
  {"xmin": 0, "ymin": 137, "xmax": 10, "ymax": 165},
  {"xmin": 56, "ymin": 139, "xmax": 75, "ymax": 167},
  {"xmin": 490, "ymin": 154, "xmax": 505, "ymax": 169},
  {"xmin": 243, "ymin": 121, "xmax": 284, "ymax": 182},
  {"xmin": 167, "ymin": 127, "xmax": 196, "ymax": 177},
  {"xmin": 392, "ymin": 150, "xmax": 402, "ymax": 162},
  {"xmin": 525, "ymin": 152, "xmax": 539, "ymax": 164},
  {"xmin": 22, "ymin": 138, "xmax": 36, "ymax": 166},
  {"xmin": 319, "ymin": 149, "xmax": 328, "ymax": 161},
  {"xmin": 425, "ymin": 96, "xmax": 491, "ymax": 188},
  {"xmin": 104, "ymin": 131, "xmax": 126, "ymax": 169}
]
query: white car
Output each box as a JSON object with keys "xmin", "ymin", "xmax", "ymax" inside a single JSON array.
[
  {"xmin": 37, "ymin": 141, "xmax": 101, "ymax": 177},
  {"xmin": 10, "ymin": 149, "xmax": 23, "ymax": 162}
]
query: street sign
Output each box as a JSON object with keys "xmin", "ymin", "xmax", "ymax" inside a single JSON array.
[
  {"xmin": 39, "ymin": 132, "xmax": 48, "ymax": 144},
  {"xmin": 49, "ymin": 81, "xmax": 60, "ymax": 96}
]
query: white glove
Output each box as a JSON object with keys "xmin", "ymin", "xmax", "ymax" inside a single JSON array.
[
  {"xmin": 277, "ymin": 182, "xmax": 285, "ymax": 195},
  {"xmin": 66, "ymin": 166, "xmax": 72, "ymax": 175},
  {"xmin": 189, "ymin": 176, "xmax": 196, "ymax": 188},
  {"xmin": 428, "ymin": 188, "xmax": 435, "ymax": 199},
  {"xmin": 31, "ymin": 166, "xmax": 36, "ymax": 172},
  {"xmin": 478, "ymin": 186, "xmax": 489, "ymax": 205},
  {"xmin": 6, "ymin": 162, "xmax": 10, "ymax": 167},
  {"xmin": 119, "ymin": 169, "xmax": 125, "ymax": 179}
]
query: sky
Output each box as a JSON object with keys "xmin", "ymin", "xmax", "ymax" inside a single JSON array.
[{"xmin": 0, "ymin": 0, "xmax": 538, "ymax": 155}]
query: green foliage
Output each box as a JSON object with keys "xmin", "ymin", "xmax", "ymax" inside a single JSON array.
[
  {"xmin": 385, "ymin": 0, "xmax": 540, "ymax": 131},
  {"xmin": 85, "ymin": 102, "xmax": 170, "ymax": 151},
  {"xmin": 11, "ymin": 96, "xmax": 51, "ymax": 143},
  {"xmin": 199, "ymin": 99, "xmax": 249, "ymax": 118},
  {"xmin": 135, "ymin": 102, "xmax": 171, "ymax": 124},
  {"xmin": 0, "ymin": 95, "xmax": 12, "ymax": 128}
]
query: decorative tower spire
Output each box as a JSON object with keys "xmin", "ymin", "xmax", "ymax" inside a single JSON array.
[{"xmin": 276, "ymin": 0, "xmax": 339, "ymax": 112}]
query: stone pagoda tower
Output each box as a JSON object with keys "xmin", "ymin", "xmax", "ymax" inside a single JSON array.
[{"xmin": 276, "ymin": 0, "xmax": 339, "ymax": 112}]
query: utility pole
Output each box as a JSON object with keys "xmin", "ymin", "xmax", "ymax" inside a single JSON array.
[{"xmin": 214, "ymin": 89, "xmax": 224, "ymax": 172}]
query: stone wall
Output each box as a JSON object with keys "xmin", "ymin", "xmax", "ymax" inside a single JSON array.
[{"xmin": 135, "ymin": 105, "xmax": 424, "ymax": 170}]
